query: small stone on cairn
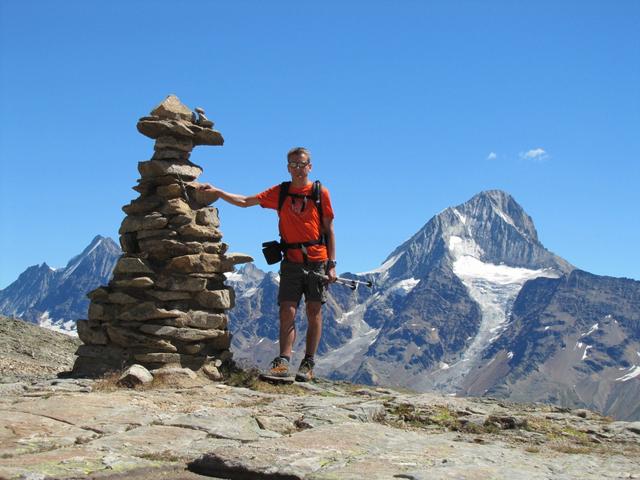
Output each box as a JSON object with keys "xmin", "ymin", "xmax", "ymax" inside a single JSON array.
[{"xmin": 72, "ymin": 95, "xmax": 252, "ymax": 380}]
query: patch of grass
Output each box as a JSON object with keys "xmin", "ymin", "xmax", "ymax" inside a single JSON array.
[
  {"xmin": 92, "ymin": 372, "xmax": 123, "ymax": 392},
  {"xmin": 561, "ymin": 426, "xmax": 590, "ymax": 444},
  {"xmin": 523, "ymin": 417, "xmax": 557, "ymax": 436},
  {"xmin": 431, "ymin": 406, "xmax": 462, "ymax": 430},
  {"xmin": 383, "ymin": 403, "xmax": 478, "ymax": 433},
  {"xmin": 524, "ymin": 417, "xmax": 591, "ymax": 444},
  {"xmin": 137, "ymin": 451, "xmax": 185, "ymax": 463},
  {"xmin": 551, "ymin": 442, "xmax": 593, "ymax": 455}
]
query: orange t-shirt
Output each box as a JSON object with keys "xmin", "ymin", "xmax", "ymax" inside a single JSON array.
[{"xmin": 257, "ymin": 182, "xmax": 334, "ymax": 263}]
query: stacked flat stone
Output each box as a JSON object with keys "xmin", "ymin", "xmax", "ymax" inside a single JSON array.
[{"xmin": 72, "ymin": 95, "xmax": 251, "ymax": 379}]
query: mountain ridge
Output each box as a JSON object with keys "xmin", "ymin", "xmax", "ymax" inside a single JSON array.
[
  {"xmin": 0, "ymin": 235, "xmax": 120, "ymax": 333},
  {"xmin": 2, "ymin": 190, "xmax": 639, "ymax": 420}
]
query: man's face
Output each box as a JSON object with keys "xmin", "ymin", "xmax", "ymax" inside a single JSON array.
[{"xmin": 287, "ymin": 153, "xmax": 311, "ymax": 180}]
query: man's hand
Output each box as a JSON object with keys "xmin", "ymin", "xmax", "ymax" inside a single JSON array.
[
  {"xmin": 326, "ymin": 266, "xmax": 337, "ymax": 283},
  {"xmin": 192, "ymin": 182, "xmax": 220, "ymax": 204},
  {"xmin": 194, "ymin": 182, "xmax": 217, "ymax": 192}
]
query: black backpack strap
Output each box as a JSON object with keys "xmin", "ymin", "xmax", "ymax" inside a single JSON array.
[
  {"xmin": 312, "ymin": 180, "xmax": 323, "ymax": 218},
  {"xmin": 277, "ymin": 181, "xmax": 291, "ymax": 213}
]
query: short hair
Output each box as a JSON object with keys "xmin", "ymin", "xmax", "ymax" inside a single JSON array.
[{"xmin": 287, "ymin": 147, "xmax": 311, "ymax": 163}]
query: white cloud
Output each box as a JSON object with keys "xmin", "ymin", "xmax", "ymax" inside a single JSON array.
[
  {"xmin": 520, "ymin": 148, "xmax": 549, "ymax": 162},
  {"xmin": 487, "ymin": 152, "xmax": 497, "ymax": 160}
]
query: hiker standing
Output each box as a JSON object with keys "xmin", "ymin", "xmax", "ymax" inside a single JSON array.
[{"xmin": 196, "ymin": 147, "xmax": 336, "ymax": 382}]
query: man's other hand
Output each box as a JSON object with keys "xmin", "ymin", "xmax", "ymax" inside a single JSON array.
[{"xmin": 326, "ymin": 267, "xmax": 337, "ymax": 283}]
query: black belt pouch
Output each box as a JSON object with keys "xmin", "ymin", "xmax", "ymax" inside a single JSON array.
[{"xmin": 262, "ymin": 241, "xmax": 283, "ymax": 265}]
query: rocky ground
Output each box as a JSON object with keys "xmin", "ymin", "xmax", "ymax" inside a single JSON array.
[
  {"xmin": 1, "ymin": 316, "xmax": 639, "ymax": 479},
  {"xmin": 0, "ymin": 317, "xmax": 81, "ymax": 382}
]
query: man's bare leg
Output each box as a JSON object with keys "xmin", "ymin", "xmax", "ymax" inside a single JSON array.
[
  {"xmin": 305, "ymin": 301, "xmax": 323, "ymax": 357},
  {"xmin": 279, "ymin": 301, "xmax": 298, "ymax": 358}
]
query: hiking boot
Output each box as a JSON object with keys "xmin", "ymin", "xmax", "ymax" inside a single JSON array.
[
  {"xmin": 295, "ymin": 357, "xmax": 315, "ymax": 382},
  {"xmin": 266, "ymin": 356, "xmax": 291, "ymax": 378}
]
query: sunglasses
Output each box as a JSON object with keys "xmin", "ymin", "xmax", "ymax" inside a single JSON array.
[{"xmin": 288, "ymin": 161, "xmax": 310, "ymax": 169}]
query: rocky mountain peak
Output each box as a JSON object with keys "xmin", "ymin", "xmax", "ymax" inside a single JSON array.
[
  {"xmin": 372, "ymin": 191, "xmax": 571, "ymax": 284},
  {"xmin": 61, "ymin": 235, "xmax": 120, "ymax": 282},
  {"xmin": 238, "ymin": 262, "xmax": 266, "ymax": 283},
  {"xmin": 454, "ymin": 189, "xmax": 539, "ymax": 243},
  {"xmin": 0, "ymin": 236, "xmax": 121, "ymax": 330}
]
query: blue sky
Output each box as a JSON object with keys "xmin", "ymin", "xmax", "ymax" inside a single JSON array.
[{"xmin": 1, "ymin": 0, "xmax": 638, "ymax": 288}]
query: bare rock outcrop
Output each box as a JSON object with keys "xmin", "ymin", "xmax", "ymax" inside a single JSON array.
[
  {"xmin": 0, "ymin": 375, "xmax": 639, "ymax": 479},
  {"xmin": 1, "ymin": 323, "xmax": 639, "ymax": 479},
  {"xmin": 72, "ymin": 95, "xmax": 251, "ymax": 378}
]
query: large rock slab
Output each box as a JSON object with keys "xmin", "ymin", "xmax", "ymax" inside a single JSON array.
[
  {"xmin": 1, "ymin": 379, "xmax": 639, "ymax": 480},
  {"xmin": 137, "ymin": 160, "xmax": 202, "ymax": 180},
  {"xmin": 112, "ymin": 276, "xmax": 155, "ymax": 289},
  {"xmin": 113, "ymin": 257, "xmax": 154, "ymax": 275},
  {"xmin": 177, "ymin": 222, "xmax": 221, "ymax": 240},
  {"xmin": 121, "ymin": 195, "xmax": 162, "ymax": 215},
  {"xmin": 139, "ymin": 324, "xmax": 229, "ymax": 344},
  {"xmin": 196, "ymin": 207, "xmax": 220, "ymax": 227},
  {"xmin": 164, "ymin": 408, "xmax": 261, "ymax": 442},
  {"xmin": 166, "ymin": 253, "xmax": 234, "ymax": 274},
  {"xmin": 160, "ymin": 198, "xmax": 191, "ymax": 216},
  {"xmin": 138, "ymin": 238, "xmax": 204, "ymax": 260},
  {"xmin": 195, "ymin": 288, "xmax": 235, "ymax": 310},
  {"xmin": 119, "ymin": 213, "xmax": 168, "ymax": 234},
  {"xmin": 160, "ymin": 311, "xmax": 227, "ymax": 330},
  {"xmin": 189, "ymin": 421, "xmax": 634, "ymax": 480},
  {"xmin": 117, "ymin": 302, "xmax": 183, "ymax": 322},
  {"xmin": 76, "ymin": 320, "xmax": 108, "ymax": 345},
  {"xmin": 137, "ymin": 118, "xmax": 195, "ymax": 139},
  {"xmin": 106, "ymin": 325, "xmax": 177, "ymax": 351},
  {"xmin": 155, "ymin": 275, "xmax": 207, "ymax": 292}
]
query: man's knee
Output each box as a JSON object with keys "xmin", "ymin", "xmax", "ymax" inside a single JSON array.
[
  {"xmin": 306, "ymin": 301, "xmax": 322, "ymax": 317},
  {"xmin": 280, "ymin": 302, "xmax": 297, "ymax": 322}
]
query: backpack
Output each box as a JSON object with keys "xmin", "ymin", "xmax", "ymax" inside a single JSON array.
[
  {"xmin": 277, "ymin": 180, "xmax": 323, "ymax": 218},
  {"xmin": 277, "ymin": 180, "xmax": 326, "ymax": 262}
]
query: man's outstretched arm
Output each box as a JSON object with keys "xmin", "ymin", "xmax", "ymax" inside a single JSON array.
[{"xmin": 196, "ymin": 183, "xmax": 260, "ymax": 208}]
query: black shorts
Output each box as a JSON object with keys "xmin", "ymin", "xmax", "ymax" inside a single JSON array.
[{"xmin": 278, "ymin": 260, "xmax": 328, "ymax": 306}]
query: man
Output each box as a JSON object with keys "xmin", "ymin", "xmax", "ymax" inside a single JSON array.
[{"xmin": 196, "ymin": 147, "xmax": 336, "ymax": 382}]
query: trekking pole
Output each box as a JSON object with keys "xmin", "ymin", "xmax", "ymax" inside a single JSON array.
[
  {"xmin": 176, "ymin": 174, "xmax": 190, "ymax": 203},
  {"xmin": 305, "ymin": 270, "xmax": 373, "ymax": 291}
]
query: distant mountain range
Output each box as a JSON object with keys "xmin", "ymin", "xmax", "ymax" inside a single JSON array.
[
  {"xmin": 0, "ymin": 236, "xmax": 120, "ymax": 333},
  {"xmin": 1, "ymin": 191, "xmax": 638, "ymax": 420}
]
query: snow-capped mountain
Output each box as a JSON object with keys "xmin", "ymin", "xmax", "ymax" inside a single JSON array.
[
  {"xmin": 0, "ymin": 235, "xmax": 120, "ymax": 334},
  {"xmin": 313, "ymin": 190, "xmax": 572, "ymax": 385},
  {"xmin": 228, "ymin": 190, "xmax": 640, "ymax": 420}
]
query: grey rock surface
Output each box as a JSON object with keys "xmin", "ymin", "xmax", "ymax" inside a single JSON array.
[
  {"xmin": 0, "ymin": 372, "xmax": 638, "ymax": 480},
  {"xmin": 0, "ymin": 317, "xmax": 81, "ymax": 382}
]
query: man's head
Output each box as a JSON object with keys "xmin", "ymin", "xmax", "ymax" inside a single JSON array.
[
  {"xmin": 287, "ymin": 147, "xmax": 311, "ymax": 164},
  {"xmin": 287, "ymin": 147, "xmax": 312, "ymax": 181}
]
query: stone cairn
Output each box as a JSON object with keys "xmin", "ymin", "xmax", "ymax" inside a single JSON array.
[{"xmin": 72, "ymin": 95, "xmax": 251, "ymax": 379}]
